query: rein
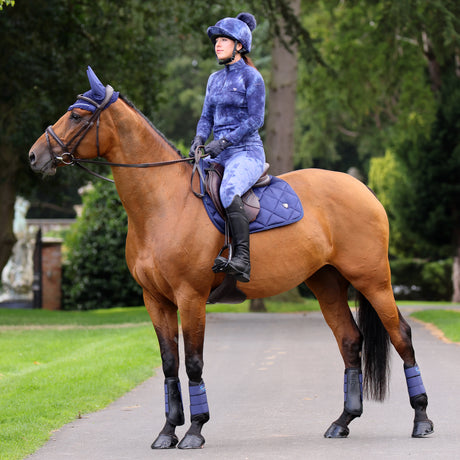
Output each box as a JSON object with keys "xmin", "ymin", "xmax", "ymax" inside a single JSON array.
[
  {"xmin": 68, "ymin": 150, "xmax": 208, "ymax": 198},
  {"xmin": 63, "ymin": 154, "xmax": 198, "ymax": 184},
  {"xmin": 44, "ymin": 86, "xmax": 208, "ymax": 195}
]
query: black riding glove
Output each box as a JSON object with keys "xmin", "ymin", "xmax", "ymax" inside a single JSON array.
[
  {"xmin": 189, "ymin": 136, "xmax": 204, "ymax": 158},
  {"xmin": 204, "ymin": 138, "xmax": 232, "ymax": 158}
]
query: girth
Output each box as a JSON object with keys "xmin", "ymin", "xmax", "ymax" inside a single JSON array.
[{"xmin": 204, "ymin": 162, "xmax": 271, "ymax": 221}]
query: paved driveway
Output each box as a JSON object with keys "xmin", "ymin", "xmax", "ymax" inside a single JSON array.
[{"xmin": 28, "ymin": 310, "xmax": 460, "ymax": 459}]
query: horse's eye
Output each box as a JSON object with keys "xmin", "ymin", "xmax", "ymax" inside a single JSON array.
[{"xmin": 70, "ymin": 111, "xmax": 82, "ymax": 121}]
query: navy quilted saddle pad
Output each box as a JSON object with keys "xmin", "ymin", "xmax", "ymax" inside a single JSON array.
[{"xmin": 201, "ymin": 174, "xmax": 304, "ymax": 234}]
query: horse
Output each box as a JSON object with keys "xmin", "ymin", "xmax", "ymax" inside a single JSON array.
[{"xmin": 29, "ymin": 68, "xmax": 433, "ymax": 449}]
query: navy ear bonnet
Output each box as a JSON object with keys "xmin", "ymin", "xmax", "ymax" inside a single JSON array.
[
  {"xmin": 207, "ymin": 12, "xmax": 256, "ymax": 53},
  {"xmin": 68, "ymin": 66, "xmax": 119, "ymax": 113}
]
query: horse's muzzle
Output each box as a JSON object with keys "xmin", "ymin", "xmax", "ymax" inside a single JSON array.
[{"xmin": 29, "ymin": 148, "xmax": 57, "ymax": 176}]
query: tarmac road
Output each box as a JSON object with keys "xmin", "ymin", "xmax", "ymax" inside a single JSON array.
[{"xmin": 27, "ymin": 309, "xmax": 460, "ymax": 460}]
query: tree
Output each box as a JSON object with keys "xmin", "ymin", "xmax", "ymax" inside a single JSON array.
[
  {"xmin": 393, "ymin": 2, "xmax": 460, "ymax": 301},
  {"xmin": 0, "ymin": 0, "xmax": 82, "ymax": 273},
  {"xmin": 364, "ymin": 1, "xmax": 460, "ymax": 301},
  {"xmin": 294, "ymin": 1, "xmax": 439, "ymax": 175},
  {"xmin": 0, "ymin": 0, "xmax": 14, "ymax": 10},
  {"xmin": 264, "ymin": 0, "xmax": 300, "ymax": 175},
  {"xmin": 0, "ymin": 0, "xmax": 178, "ymax": 275},
  {"xmin": 391, "ymin": 73, "xmax": 460, "ymax": 301}
]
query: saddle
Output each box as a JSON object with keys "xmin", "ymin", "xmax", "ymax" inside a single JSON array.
[{"xmin": 204, "ymin": 162, "xmax": 271, "ymax": 221}]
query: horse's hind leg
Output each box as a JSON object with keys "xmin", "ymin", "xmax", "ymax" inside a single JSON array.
[
  {"xmin": 305, "ymin": 266, "xmax": 363, "ymax": 438},
  {"xmin": 397, "ymin": 311, "xmax": 434, "ymax": 437},
  {"xmin": 357, "ymin": 285, "xmax": 434, "ymax": 438}
]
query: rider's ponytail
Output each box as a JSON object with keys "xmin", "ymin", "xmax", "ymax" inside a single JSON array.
[{"xmin": 243, "ymin": 55, "xmax": 257, "ymax": 69}]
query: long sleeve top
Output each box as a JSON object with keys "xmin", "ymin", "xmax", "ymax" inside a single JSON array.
[{"xmin": 196, "ymin": 59, "xmax": 265, "ymax": 146}]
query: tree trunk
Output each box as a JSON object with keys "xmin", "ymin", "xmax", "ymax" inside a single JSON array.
[
  {"xmin": 453, "ymin": 227, "xmax": 460, "ymax": 303},
  {"xmin": 0, "ymin": 145, "xmax": 19, "ymax": 276},
  {"xmin": 249, "ymin": 0, "xmax": 300, "ymax": 313},
  {"xmin": 249, "ymin": 298, "xmax": 267, "ymax": 312},
  {"xmin": 264, "ymin": 0, "xmax": 300, "ymax": 176}
]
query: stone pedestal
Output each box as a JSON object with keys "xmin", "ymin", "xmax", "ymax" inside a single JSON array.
[{"xmin": 41, "ymin": 238, "xmax": 62, "ymax": 311}]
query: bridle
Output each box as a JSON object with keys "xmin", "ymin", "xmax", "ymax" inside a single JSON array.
[
  {"xmin": 44, "ymin": 85, "xmax": 207, "ymax": 188},
  {"xmin": 45, "ymin": 85, "xmax": 116, "ymax": 178}
]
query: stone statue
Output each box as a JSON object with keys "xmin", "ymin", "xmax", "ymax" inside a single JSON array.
[{"xmin": 0, "ymin": 197, "xmax": 38, "ymax": 304}]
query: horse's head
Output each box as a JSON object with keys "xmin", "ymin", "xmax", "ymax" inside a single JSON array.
[{"xmin": 29, "ymin": 66, "xmax": 119, "ymax": 176}]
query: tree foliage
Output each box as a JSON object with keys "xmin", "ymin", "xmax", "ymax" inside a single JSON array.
[
  {"xmin": 295, "ymin": 0, "xmax": 439, "ymax": 173},
  {"xmin": 0, "ymin": 0, "xmax": 190, "ymax": 273},
  {"xmin": 365, "ymin": 0, "xmax": 460, "ymax": 299},
  {"xmin": 0, "ymin": 0, "xmax": 194, "ymax": 197},
  {"xmin": 390, "ymin": 71, "xmax": 460, "ymax": 259},
  {"xmin": 0, "ymin": 0, "xmax": 14, "ymax": 10}
]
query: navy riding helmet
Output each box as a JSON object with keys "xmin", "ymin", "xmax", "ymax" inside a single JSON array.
[{"xmin": 207, "ymin": 12, "xmax": 257, "ymax": 55}]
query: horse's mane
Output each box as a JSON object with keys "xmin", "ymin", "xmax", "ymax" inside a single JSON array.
[{"xmin": 119, "ymin": 94, "xmax": 185, "ymax": 159}]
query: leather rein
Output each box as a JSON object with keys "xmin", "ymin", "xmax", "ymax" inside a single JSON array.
[{"xmin": 45, "ymin": 86, "xmax": 207, "ymax": 192}]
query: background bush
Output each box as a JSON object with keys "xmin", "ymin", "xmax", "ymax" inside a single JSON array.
[
  {"xmin": 62, "ymin": 181, "xmax": 143, "ymax": 310},
  {"xmin": 390, "ymin": 258, "xmax": 453, "ymax": 301},
  {"xmin": 298, "ymin": 258, "xmax": 453, "ymax": 302}
]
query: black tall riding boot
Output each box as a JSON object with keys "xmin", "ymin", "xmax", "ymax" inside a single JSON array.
[{"xmin": 224, "ymin": 195, "xmax": 251, "ymax": 283}]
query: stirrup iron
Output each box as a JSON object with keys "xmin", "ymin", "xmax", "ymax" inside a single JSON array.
[{"xmin": 212, "ymin": 222, "xmax": 232, "ymax": 273}]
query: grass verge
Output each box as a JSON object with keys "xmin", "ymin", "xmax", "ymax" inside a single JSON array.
[
  {"xmin": 0, "ymin": 306, "xmax": 151, "ymax": 326},
  {"xmin": 0, "ymin": 309, "xmax": 159, "ymax": 460},
  {"xmin": 410, "ymin": 309, "xmax": 460, "ymax": 343},
  {"xmin": 205, "ymin": 298, "xmax": 320, "ymax": 313}
]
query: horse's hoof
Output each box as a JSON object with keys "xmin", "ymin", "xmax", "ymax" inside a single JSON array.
[
  {"xmin": 151, "ymin": 433, "xmax": 179, "ymax": 449},
  {"xmin": 324, "ymin": 422, "xmax": 349, "ymax": 438},
  {"xmin": 412, "ymin": 420, "xmax": 434, "ymax": 438},
  {"xmin": 177, "ymin": 433, "xmax": 205, "ymax": 449}
]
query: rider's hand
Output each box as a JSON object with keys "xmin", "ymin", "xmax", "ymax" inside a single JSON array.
[
  {"xmin": 189, "ymin": 136, "xmax": 204, "ymax": 158},
  {"xmin": 204, "ymin": 138, "xmax": 231, "ymax": 158}
]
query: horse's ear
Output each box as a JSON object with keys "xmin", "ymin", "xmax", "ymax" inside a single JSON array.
[{"xmin": 86, "ymin": 66, "xmax": 106, "ymax": 100}]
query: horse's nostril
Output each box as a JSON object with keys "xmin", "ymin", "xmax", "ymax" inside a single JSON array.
[{"xmin": 29, "ymin": 152, "xmax": 36, "ymax": 164}]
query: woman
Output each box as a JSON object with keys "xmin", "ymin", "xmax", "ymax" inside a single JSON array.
[{"xmin": 190, "ymin": 12, "xmax": 266, "ymax": 283}]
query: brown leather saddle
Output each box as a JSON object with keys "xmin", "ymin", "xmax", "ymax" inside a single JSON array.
[{"xmin": 204, "ymin": 162, "xmax": 271, "ymax": 221}]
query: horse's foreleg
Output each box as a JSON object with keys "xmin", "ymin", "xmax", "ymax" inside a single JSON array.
[
  {"xmin": 176, "ymin": 304, "xmax": 209, "ymax": 449},
  {"xmin": 144, "ymin": 296, "xmax": 184, "ymax": 449},
  {"xmin": 306, "ymin": 266, "xmax": 363, "ymax": 438}
]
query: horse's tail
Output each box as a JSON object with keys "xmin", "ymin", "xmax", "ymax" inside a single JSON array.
[{"xmin": 357, "ymin": 291, "xmax": 391, "ymax": 401}]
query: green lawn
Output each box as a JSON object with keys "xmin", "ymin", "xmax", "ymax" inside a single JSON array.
[
  {"xmin": 0, "ymin": 305, "xmax": 151, "ymax": 326},
  {"xmin": 0, "ymin": 308, "xmax": 159, "ymax": 460},
  {"xmin": 205, "ymin": 298, "xmax": 321, "ymax": 313},
  {"xmin": 411, "ymin": 309, "xmax": 460, "ymax": 342}
]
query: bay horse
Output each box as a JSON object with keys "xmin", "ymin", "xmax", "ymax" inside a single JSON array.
[{"xmin": 29, "ymin": 69, "xmax": 433, "ymax": 449}]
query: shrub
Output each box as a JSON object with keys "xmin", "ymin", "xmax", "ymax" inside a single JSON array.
[
  {"xmin": 390, "ymin": 258, "xmax": 452, "ymax": 301},
  {"xmin": 62, "ymin": 181, "xmax": 143, "ymax": 310}
]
